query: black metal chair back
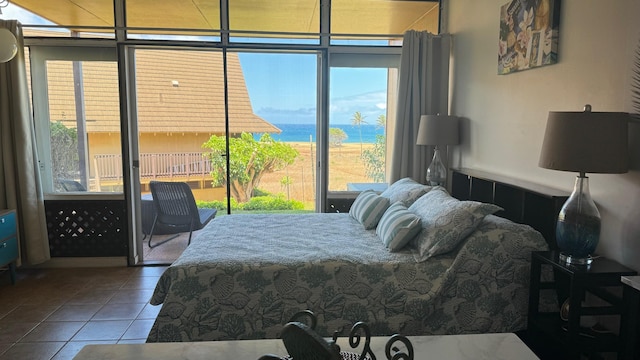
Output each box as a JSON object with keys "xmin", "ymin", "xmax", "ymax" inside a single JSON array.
[
  {"xmin": 58, "ymin": 179, "xmax": 87, "ymax": 191},
  {"xmin": 147, "ymin": 181, "xmax": 216, "ymax": 248}
]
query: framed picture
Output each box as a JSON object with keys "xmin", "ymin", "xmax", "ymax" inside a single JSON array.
[{"xmin": 498, "ymin": 0, "xmax": 561, "ymax": 75}]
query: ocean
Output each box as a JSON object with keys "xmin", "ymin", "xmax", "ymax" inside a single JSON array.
[{"xmin": 258, "ymin": 123, "xmax": 384, "ymax": 144}]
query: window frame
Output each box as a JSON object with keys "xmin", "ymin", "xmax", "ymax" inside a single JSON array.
[
  {"xmin": 325, "ymin": 46, "xmax": 401, "ymax": 193},
  {"xmin": 30, "ymin": 45, "xmax": 119, "ymax": 195}
]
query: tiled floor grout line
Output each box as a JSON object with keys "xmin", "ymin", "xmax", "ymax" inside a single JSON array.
[{"xmin": 0, "ymin": 266, "xmax": 167, "ymax": 360}]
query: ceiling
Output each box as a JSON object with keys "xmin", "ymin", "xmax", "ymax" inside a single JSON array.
[{"xmin": 12, "ymin": 0, "xmax": 440, "ymax": 38}]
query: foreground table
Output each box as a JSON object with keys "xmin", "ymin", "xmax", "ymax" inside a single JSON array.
[{"xmin": 73, "ymin": 333, "xmax": 538, "ymax": 360}]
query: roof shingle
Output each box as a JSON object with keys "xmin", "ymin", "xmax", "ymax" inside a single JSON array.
[{"xmin": 46, "ymin": 49, "xmax": 280, "ymax": 135}]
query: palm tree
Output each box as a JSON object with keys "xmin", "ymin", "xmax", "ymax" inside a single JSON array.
[
  {"xmin": 376, "ymin": 114, "xmax": 386, "ymax": 129},
  {"xmin": 351, "ymin": 111, "xmax": 368, "ymax": 155}
]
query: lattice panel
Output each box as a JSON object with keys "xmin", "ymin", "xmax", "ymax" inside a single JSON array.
[
  {"xmin": 325, "ymin": 196, "xmax": 356, "ymax": 213},
  {"xmin": 45, "ymin": 200, "xmax": 128, "ymax": 257}
]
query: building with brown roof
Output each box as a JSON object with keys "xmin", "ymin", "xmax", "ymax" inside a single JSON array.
[
  {"xmin": 45, "ymin": 48, "xmax": 280, "ymax": 187},
  {"xmin": 48, "ymin": 48, "xmax": 279, "ymax": 146}
]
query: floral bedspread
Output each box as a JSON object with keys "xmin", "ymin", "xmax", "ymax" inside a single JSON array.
[{"xmin": 147, "ymin": 213, "xmax": 548, "ymax": 342}]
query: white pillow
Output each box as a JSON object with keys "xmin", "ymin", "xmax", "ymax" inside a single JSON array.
[
  {"xmin": 377, "ymin": 202, "xmax": 422, "ymax": 251},
  {"xmin": 380, "ymin": 177, "xmax": 432, "ymax": 207},
  {"xmin": 349, "ymin": 190, "xmax": 390, "ymax": 229},
  {"xmin": 408, "ymin": 188, "xmax": 502, "ymax": 261}
]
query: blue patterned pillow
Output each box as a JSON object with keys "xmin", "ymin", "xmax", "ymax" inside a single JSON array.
[
  {"xmin": 380, "ymin": 177, "xmax": 432, "ymax": 207},
  {"xmin": 408, "ymin": 188, "xmax": 502, "ymax": 261},
  {"xmin": 376, "ymin": 203, "xmax": 422, "ymax": 251},
  {"xmin": 349, "ymin": 190, "xmax": 390, "ymax": 229}
]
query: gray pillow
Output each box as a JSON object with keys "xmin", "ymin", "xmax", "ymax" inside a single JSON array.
[
  {"xmin": 408, "ymin": 188, "xmax": 502, "ymax": 261},
  {"xmin": 380, "ymin": 177, "xmax": 432, "ymax": 207},
  {"xmin": 349, "ymin": 190, "xmax": 390, "ymax": 229},
  {"xmin": 376, "ymin": 202, "xmax": 422, "ymax": 251}
]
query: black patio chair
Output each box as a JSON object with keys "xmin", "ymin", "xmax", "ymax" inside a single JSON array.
[
  {"xmin": 58, "ymin": 179, "xmax": 87, "ymax": 192},
  {"xmin": 147, "ymin": 181, "xmax": 217, "ymax": 249}
]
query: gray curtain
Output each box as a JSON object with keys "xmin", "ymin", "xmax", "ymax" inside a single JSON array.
[
  {"xmin": 390, "ymin": 31, "xmax": 451, "ymax": 183},
  {"xmin": 0, "ymin": 20, "xmax": 50, "ymax": 265}
]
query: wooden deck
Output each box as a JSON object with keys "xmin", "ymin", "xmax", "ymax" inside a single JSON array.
[{"xmin": 89, "ymin": 152, "xmax": 216, "ymax": 192}]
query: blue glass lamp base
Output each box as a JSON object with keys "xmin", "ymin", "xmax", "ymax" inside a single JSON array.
[
  {"xmin": 556, "ymin": 217, "xmax": 599, "ymax": 266},
  {"xmin": 555, "ymin": 175, "xmax": 601, "ymax": 266}
]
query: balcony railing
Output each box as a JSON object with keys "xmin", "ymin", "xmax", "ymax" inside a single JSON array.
[{"xmin": 94, "ymin": 153, "xmax": 213, "ymax": 182}]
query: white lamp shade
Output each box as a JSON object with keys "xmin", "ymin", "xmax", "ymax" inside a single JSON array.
[
  {"xmin": 416, "ymin": 115, "xmax": 459, "ymax": 146},
  {"xmin": 0, "ymin": 28, "xmax": 18, "ymax": 63}
]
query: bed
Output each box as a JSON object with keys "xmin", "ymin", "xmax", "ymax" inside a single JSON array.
[{"xmin": 147, "ymin": 176, "xmax": 558, "ymax": 343}]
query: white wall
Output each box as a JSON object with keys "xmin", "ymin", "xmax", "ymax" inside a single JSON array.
[{"xmin": 447, "ymin": 0, "xmax": 640, "ymax": 270}]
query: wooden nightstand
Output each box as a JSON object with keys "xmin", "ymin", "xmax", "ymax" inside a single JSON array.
[
  {"xmin": 0, "ymin": 209, "xmax": 18, "ymax": 284},
  {"xmin": 527, "ymin": 251, "xmax": 637, "ymax": 359},
  {"xmin": 620, "ymin": 275, "xmax": 640, "ymax": 359}
]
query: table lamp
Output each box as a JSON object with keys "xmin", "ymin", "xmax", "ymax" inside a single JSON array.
[
  {"xmin": 416, "ymin": 114, "xmax": 459, "ymax": 186},
  {"xmin": 538, "ymin": 104, "xmax": 629, "ymax": 265}
]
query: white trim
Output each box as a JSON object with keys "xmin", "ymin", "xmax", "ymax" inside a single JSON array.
[
  {"xmin": 44, "ymin": 193, "xmax": 125, "ymax": 201},
  {"xmin": 30, "ymin": 46, "xmax": 118, "ymax": 194}
]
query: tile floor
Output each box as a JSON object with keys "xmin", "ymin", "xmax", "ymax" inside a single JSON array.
[
  {"xmin": 0, "ymin": 265, "xmax": 167, "ymax": 360},
  {"xmin": 142, "ymin": 232, "xmax": 190, "ymax": 264}
]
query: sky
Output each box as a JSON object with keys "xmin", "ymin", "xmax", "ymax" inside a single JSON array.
[
  {"xmin": 240, "ymin": 52, "xmax": 388, "ymax": 125},
  {"xmin": 2, "ymin": 3, "xmax": 389, "ymax": 125}
]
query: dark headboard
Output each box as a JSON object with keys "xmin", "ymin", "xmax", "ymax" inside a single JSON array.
[{"xmin": 451, "ymin": 168, "xmax": 569, "ymax": 250}]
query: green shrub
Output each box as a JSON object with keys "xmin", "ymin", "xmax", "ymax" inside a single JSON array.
[
  {"xmin": 253, "ymin": 188, "xmax": 270, "ymax": 197},
  {"xmin": 196, "ymin": 195, "xmax": 303, "ymax": 212},
  {"xmin": 197, "ymin": 200, "xmax": 223, "ymax": 209},
  {"xmin": 242, "ymin": 195, "xmax": 304, "ymax": 211}
]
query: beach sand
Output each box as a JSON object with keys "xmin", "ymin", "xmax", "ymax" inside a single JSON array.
[{"xmin": 258, "ymin": 141, "xmax": 375, "ymax": 208}]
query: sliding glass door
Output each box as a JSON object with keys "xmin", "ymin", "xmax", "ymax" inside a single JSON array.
[
  {"xmin": 125, "ymin": 48, "xmax": 225, "ymax": 262},
  {"xmin": 31, "ymin": 47, "xmax": 121, "ymax": 194},
  {"xmin": 327, "ymin": 51, "xmax": 400, "ymax": 195},
  {"xmin": 30, "ymin": 46, "xmax": 131, "ymax": 261},
  {"xmin": 128, "ymin": 48, "xmax": 319, "ymax": 261},
  {"xmin": 228, "ymin": 50, "xmax": 318, "ymax": 212}
]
